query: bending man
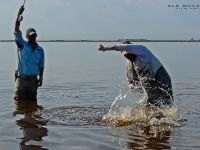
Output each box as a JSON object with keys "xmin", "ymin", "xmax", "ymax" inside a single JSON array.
[{"xmin": 98, "ymin": 40, "xmax": 173, "ymax": 107}]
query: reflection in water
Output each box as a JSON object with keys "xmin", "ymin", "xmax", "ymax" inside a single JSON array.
[
  {"xmin": 104, "ymin": 90, "xmax": 180, "ymax": 150},
  {"xmin": 13, "ymin": 100, "xmax": 48, "ymax": 150},
  {"xmin": 128, "ymin": 125, "xmax": 172, "ymax": 149},
  {"xmin": 111, "ymin": 124, "xmax": 173, "ymax": 150}
]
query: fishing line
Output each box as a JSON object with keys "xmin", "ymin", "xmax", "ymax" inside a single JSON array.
[{"xmin": 22, "ymin": 0, "xmax": 26, "ymax": 6}]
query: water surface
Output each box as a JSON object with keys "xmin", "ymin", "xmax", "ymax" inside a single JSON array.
[{"xmin": 0, "ymin": 42, "xmax": 200, "ymax": 149}]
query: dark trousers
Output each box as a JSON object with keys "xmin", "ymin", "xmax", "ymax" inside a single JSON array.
[
  {"xmin": 14, "ymin": 78, "xmax": 38, "ymax": 101},
  {"xmin": 143, "ymin": 67, "xmax": 173, "ymax": 107}
]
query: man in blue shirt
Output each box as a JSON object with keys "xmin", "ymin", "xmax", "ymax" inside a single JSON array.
[
  {"xmin": 98, "ymin": 40, "xmax": 173, "ymax": 107},
  {"xmin": 14, "ymin": 6, "xmax": 45, "ymax": 101}
]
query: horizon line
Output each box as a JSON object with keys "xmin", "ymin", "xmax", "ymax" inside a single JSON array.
[{"xmin": 0, "ymin": 39, "xmax": 200, "ymax": 43}]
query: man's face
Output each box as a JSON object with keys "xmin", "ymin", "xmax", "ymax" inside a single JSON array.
[{"xmin": 26, "ymin": 33, "xmax": 37, "ymax": 42}]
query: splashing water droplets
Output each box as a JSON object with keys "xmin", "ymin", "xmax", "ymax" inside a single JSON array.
[{"xmin": 103, "ymin": 84, "xmax": 181, "ymax": 127}]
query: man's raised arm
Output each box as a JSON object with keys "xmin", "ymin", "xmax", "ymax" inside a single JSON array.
[{"xmin": 15, "ymin": 6, "xmax": 24, "ymax": 32}]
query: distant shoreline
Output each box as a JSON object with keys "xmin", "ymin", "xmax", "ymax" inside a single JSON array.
[{"xmin": 0, "ymin": 39, "xmax": 200, "ymax": 43}]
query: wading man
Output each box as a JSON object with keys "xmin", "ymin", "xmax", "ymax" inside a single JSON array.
[
  {"xmin": 98, "ymin": 40, "xmax": 173, "ymax": 107},
  {"xmin": 14, "ymin": 5, "xmax": 45, "ymax": 101}
]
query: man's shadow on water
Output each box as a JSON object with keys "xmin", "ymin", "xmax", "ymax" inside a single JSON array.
[{"xmin": 13, "ymin": 100, "xmax": 48, "ymax": 150}]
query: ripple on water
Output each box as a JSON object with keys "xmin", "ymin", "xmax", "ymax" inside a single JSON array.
[{"xmin": 41, "ymin": 106, "xmax": 109, "ymax": 127}]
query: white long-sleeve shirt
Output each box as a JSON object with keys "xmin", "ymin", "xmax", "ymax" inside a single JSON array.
[{"xmin": 116, "ymin": 44, "xmax": 163, "ymax": 79}]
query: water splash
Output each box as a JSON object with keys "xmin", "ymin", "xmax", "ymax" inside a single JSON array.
[{"xmin": 103, "ymin": 84, "xmax": 181, "ymax": 127}]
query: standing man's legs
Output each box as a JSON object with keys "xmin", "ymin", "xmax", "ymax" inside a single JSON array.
[{"xmin": 14, "ymin": 78, "xmax": 38, "ymax": 101}]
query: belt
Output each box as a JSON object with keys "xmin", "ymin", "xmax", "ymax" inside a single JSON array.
[{"xmin": 15, "ymin": 71, "xmax": 38, "ymax": 80}]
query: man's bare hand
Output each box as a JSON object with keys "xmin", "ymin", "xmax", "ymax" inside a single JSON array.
[{"xmin": 98, "ymin": 45, "xmax": 105, "ymax": 51}]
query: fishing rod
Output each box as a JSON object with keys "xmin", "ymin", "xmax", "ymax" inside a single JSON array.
[{"xmin": 22, "ymin": 0, "xmax": 26, "ymax": 6}]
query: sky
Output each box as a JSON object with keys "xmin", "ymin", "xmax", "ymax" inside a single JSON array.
[{"xmin": 0, "ymin": 0, "xmax": 200, "ymax": 40}]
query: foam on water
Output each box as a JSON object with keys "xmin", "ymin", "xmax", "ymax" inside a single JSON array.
[
  {"xmin": 103, "ymin": 86, "xmax": 181, "ymax": 127},
  {"xmin": 41, "ymin": 106, "xmax": 108, "ymax": 127}
]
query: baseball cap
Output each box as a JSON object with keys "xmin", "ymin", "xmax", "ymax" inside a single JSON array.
[
  {"xmin": 121, "ymin": 40, "xmax": 131, "ymax": 56},
  {"xmin": 121, "ymin": 39, "xmax": 131, "ymax": 44},
  {"xmin": 26, "ymin": 28, "xmax": 37, "ymax": 36}
]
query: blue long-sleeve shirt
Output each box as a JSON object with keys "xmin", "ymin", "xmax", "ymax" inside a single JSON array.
[{"xmin": 14, "ymin": 31, "xmax": 44, "ymax": 76}]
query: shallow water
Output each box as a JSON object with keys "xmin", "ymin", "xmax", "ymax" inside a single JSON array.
[{"xmin": 0, "ymin": 42, "xmax": 200, "ymax": 149}]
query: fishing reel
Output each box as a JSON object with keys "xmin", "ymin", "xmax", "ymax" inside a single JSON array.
[{"xmin": 18, "ymin": 15, "xmax": 23, "ymax": 22}]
